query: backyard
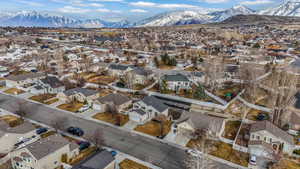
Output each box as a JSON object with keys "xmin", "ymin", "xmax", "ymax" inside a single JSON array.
[
  {"xmin": 214, "ymin": 84, "xmax": 242, "ymax": 102},
  {"xmin": 92, "ymin": 112, "xmax": 129, "ymax": 126},
  {"xmin": 87, "ymin": 75, "xmax": 116, "ymax": 85},
  {"xmin": 134, "ymin": 120, "xmax": 172, "ymax": 137},
  {"xmin": 29, "ymin": 93, "xmax": 57, "ymax": 104},
  {"xmin": 223, "ymin": 120, "xmax": 242, "ymax": 140}
]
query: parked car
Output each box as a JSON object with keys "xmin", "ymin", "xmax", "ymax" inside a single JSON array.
[
  {"xmin": 110, "ymin": 150, "xmax": 117, "ymax": 157},
  {"xmin": 76, "ymin": 105, "xmax": 90, "ymax": 113},
  {"xmin": 67, "ymin": 127, "xmax": 84, "ymax": 136},
  {"xmin": 249, "ymin": 155, "xmax": 257, "ymax": 165},
  {"xmin": 256, "ymin": 113, "xmax": 269, "ymax": 121},
  {"xmin": 36, "ymin": 128, "xmax": 48, "ymax": 135},
  {"xmin": 78, "ymin": 141, "xmax": 91, "ymax": 151}
]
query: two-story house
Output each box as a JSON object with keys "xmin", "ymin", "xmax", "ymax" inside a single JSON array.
[
  {"xmin": 160, "ymin": 73, "xmax": 191, "ymax": 92},
  {"xmin": 5, "ymin": 72, "xmax": 45, "ymax": 89},
  {"xmin": 57, "ymin": 87, "xmax": 100, "ymax": 105},
  {"xmin": 31, "ymin": 76, "xmax": 65, "ymax": 94}
]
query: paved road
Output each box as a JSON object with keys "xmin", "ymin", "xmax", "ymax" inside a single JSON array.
[{"xmin": 0, "ymin": 93, "xmax": 236, "ymax": 169}]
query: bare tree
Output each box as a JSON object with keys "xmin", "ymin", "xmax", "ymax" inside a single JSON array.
[
  {"xmin": 13, "ymin": 101, "xmax": 30, "ymax": 120},
  {"xmin": 266, "ymin": 70, "xmax": 298, "ymax": 126},
  {"xmin": 203, "ymin": 61, "xmax": 224, "ymax": 92},
  {"xmin": 50, "ymin": 116, "xmax": 68, "ymax": 132},
  {"xmin": 86, "ymin": 129, "xmax": 104, "ymax": 149},
  {"xmin": 123, "ymin": 70, "xmax": 135, "ymax": 89},
  {"xmin": 106, "ymin": 102, "xmax": 118, "ymax": 116}
]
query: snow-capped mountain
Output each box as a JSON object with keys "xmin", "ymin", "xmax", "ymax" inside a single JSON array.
[
  {"xmin": 0, "ymin": 11, "xmax": 130, "ymax": 28},
  {"xmin": 136, "ymin": 10, "xmax": 213, "ymax": 27},
  {"xmin": 135, "ymin": 5, "xmax": 255, "ymax": 27},
  {"xmin": 209, "ymin": 5, "xmax": 255, "ymax": 22},
  {"xmin": 259, "ymin": 0, "xmax": 300, "ymax": 16}
]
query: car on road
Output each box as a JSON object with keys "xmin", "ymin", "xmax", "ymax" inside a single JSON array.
[
  {"xmin": 185, "ymin": 149, "xmax": 201, "ymax": 157},
  {"xmin": 67, "ymin": 127, "xmax": 84, "ymax": 136},
  {"xmin": 249, "ymin": 155, "xmax": 257, "ymax": 165},
  {"xmin": 78, "ymin": 141, "xmax": 91, "ymax": 151},
  {"xmin": 36, "ymin": 127, "xmax": 48, "ymax": 135}
]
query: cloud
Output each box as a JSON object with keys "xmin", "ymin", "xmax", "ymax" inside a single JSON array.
[
  {"xmin": 88, "ymin": 3, "xmax": 104, "ymax": 7},
  {"xmin": 130, "ymin": 1, "xmax": 198, "ymax": 9},
  {"xmin": 130, "ymin": 9, "xmax": 148, "ymax": 13},
  {"xmin": 96, "ymin": 8, "xmax": 122, "ymax": 13},
  {"xmin": 240, "ymin": 0, "xmax": 273, "ymax": 5},
  {"xmin": 58, "ymin": 6, "xmax": 91, "ymax": 13},
  {"xmin": 16, "ymin": 0, "xmax": 44, "ymax": 6},
  {"xmin": 201, "ymin": 0, "xmax": 228, "ymax": 3}
]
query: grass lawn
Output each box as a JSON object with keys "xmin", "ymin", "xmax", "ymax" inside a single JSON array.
[
  {"xmin": 69, "ymin": 147, "xmax": 97, "ymax": 165},
  {"xmin": 93, "ymin": 112, "xmax": 129, "ymax": 126},
  {"xmin": 4, "ymin": 88, "xmax": 25, "ymax": 95},
  {"xmin": 119, "ymin": 159, "xmax": 150, "ymax": 169},
  {"xmin": 272, "ymin": 159, "xmax": 300, "ymax": 169},
  {"xmin": 215, "ymin": 85, "xmax": 241, "ymax": 101},
  {"xmin": 44, "ymin": 98, "xmax": 59, "ymax": 105},
  {"xmin": 133, "ymin": 84, "xmax": 147, "ymax": 90},
  {"xmin": 0, "ymin": 115, "xmax": 23, "ymax": 127},
  {"xmin": 134, "ymin": 120, "xmax": 172, "ymax": 137},
  {"xmin": 87, "ymin": 75, "xmax": 116, "ymax": 85},
  {"xmin": 29, "ymin": 94, "xmax": 56, "ymax": 104},
  {"xmin": 210, "ymin": 141, "xmax": 249, "ymax": 167},
  {"xmin": 57, "ymin": 102, "xmax": 84, "ymax": 112},
  {"xmin": 41, "ymin": 131, "xmax": 56, "ymax": 138},
  {"xmin": 223, "ymin": 121, "xmax": 241, "ymax": 140}
]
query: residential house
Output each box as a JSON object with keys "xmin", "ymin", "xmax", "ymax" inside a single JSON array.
[
  {"xmin": 0, "ymin": 120, "xmax": 36, "ymax": 153},
  {"xmin": 160, "ymin": 73, "xmax": 191, "ymax": 91},
  {"xmin": 287, "ymin": 112, "xmax": 300, "ymax": 135},
  {"xmin": 31, "ymin": 76, "xmax": 65, "ymax": 94},
  {"xmin": 58, "ymin": 87, "xmax": 100, "ymax": 105},
  {"xmin": 72, "ymin": 150, "xmax": 115, "ymax": 169},
  {"xmin": 5, "ymin": 72, "xmax": 45, "ymax": 88},
  {"xmin": 10, "ymin": 134, "xmax": 79, "ymax": 169},
  {"xmin": 94, "ymin": 93, "xmax": 132, "ymax": 111},
  {"xmin": 248, "ymin": 121, "xmax": 295, "ymax": 159},
  {"xmin": 130, "ymin": 68, "xmax": 153, "ymax": 85},
  {"xmin": 129, "ymin": 96, "xmax": 169, "ymax": 124},
  {"xmin": 173, "ymin": 111, "xmax": 225, "ymax": 138},
  {"xmin": 107, "ymin": 64, "xmax": 134, "ymax": 77}
]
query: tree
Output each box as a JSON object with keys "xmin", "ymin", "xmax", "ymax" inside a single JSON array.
[
  {"xmin": 106, "ymin": 102, "xmax": 118, "ymax": 117},
  {"xmin": 13, "ymin": 101, "xmax": 30, "ymax": 120},
  {"xmin": 266, "ymin": 70, "xmax": 298, "ymax": 127},
  {"xmin": 86, "ymin": 129, "xmax": 104, "ymax": 149},
  {"xmin": 194, "ymin": 84, "xmax": 206, "ymax": 100},
  {"xmin": 154, "ymin": 56, "xmax": 160, "ymax": 67},
  {"xmin": 50, "ymin": 116, "xmax": 68, "ymax": 132}
]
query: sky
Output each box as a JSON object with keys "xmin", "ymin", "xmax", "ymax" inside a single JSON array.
[{"xmin": 0, "ymin": 0, "xmax": 286, "ymax": 21}]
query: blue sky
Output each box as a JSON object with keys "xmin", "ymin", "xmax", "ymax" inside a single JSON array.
[{"xmin": 1, "ymin": 0, "xmax": 285, "ymax": 21}]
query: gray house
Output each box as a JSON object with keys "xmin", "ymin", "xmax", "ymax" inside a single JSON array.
[{"xmin": 160, "ymin": 73, "xmax": 191, "ymax": 91}]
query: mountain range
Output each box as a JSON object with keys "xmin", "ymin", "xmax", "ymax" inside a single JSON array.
[{"xmin": 1, "ymin": 0, "xmax": 300, "ymax": 28}]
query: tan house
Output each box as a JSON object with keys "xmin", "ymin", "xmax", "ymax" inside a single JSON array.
[
  {"xmin": 72, "ymin": 150, "xmax": 115, "ymax": 169},
  {"xmin": 5, "ymin": 72, "xmax": 45, "ymax": 88},
  {"xmin": 57, "ymin": 87, "xmax": 100, "ymax": 104},
  {"xmin": 10, "ymin": 134, "xmax": 79, "ymax": 169},
  {"xmin": 94, "ymin": 93, "xmax": 132, "ymax": 112}
]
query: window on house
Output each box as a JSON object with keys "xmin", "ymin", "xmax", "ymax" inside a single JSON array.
[
  {"xmin": 256, "ymin": 136, "xmax": 260, "ymax": 140},
  {"xmin": 264, "ymin": 137, "xmax": 266, "ymax": 141},
  {"xmin": 252, "ymin": 135, "xmax": 254, "ymax": 139},
  {"xmin": 270, "ymin": 138, "xmax": 272, "ymax": 143}
]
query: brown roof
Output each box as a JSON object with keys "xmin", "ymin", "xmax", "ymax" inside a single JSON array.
[
  {"xmin": 6, "ymin": 72, "xmax": 45, "ymax": 82},
  {"xmin": 250, "ymin": 121, "xmax": 294, "ymax": 144},
  {"xmin": 97, "ymin": 93, "xmax": 131, "ymax": 106}
]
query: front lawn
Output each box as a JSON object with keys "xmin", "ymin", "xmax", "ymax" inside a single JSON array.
[
  {"xmin": 246, "ymin": 109, "xmax": 269, "ymax": 121},
  {"xmin": 223, "ymin": 121, "xmax": 241, "ymax": 140},
  {"xmin": 93, "ymin": 112, "xmax": 129, "ymax": 126},
  {"xmin": 87, "ymin": 75, "xmax": 116, "ymax": 85},
  {"xmin": 4, "ymin": 88, "xmax": 25, "ymax": 95},
  {"xmin": 68, "ymin": 147, "xmax": 97, "ymax": 165},
  {"xmin": 119, "ymin": 159, "xmax": 150, "ymax": 169},
  {"xmin": 0, "ymin": 115, "xmax": 23, "ymax": 127},
  {"xmin": 134, "ymin": 120, "xmax": 172, "ymax": 137},
  {"xmin": 29, "ymin": 94, "xmax": 56, "ymax": 104},
  {"xmin": 57, "ymin": 102, "xmax": 84, "ymax": 112}
]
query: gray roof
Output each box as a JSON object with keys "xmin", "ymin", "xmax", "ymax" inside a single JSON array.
[
  {"xmin": 64, "ymin": 88, "xmax": 98, "ymax": 97},
  {"xmin": 6, "ymin": 72, "xmax": 45, "ymax": 82},
  {"xmin": 73, "ymin": 150, "xmax": 114, "ymax": 169},
  {"xmin": 132, "ymin": 68, "xmax": 152, "ymax": 76},
  {"xmin": 97, "ymin": 93, "xmax": 131, "ymax": 106},
  {"xmin": 132, "ymin": 109, "xmax": 146, "ymax": 115},
  {"xmin": 108, "ymin": 64, "xmax": 133, "ymax": 71},
  {"xmin": 141, "ymin": 96, "xmax": 168, "ymax": 113},
  {"xmin": 25, "ymin": 134, "xmax": 79, "ymax": 160},
  {"xmin": 0, "ymin": 120, "xmax": 35, "ymax": 134},
  {"xmin": 177, "ymin": 111, "xmax": 224, "ymax": 133},
  {"xmin": 40, "ymin": 76, "xmax": 64, "ymax": 88},
  {"xmin": 162, "ymin": 73, "xmax": 189, "ymax": 82},
  {"xmin": 250, "ymin": 121, "xmax": 294, "ymax": 144}
]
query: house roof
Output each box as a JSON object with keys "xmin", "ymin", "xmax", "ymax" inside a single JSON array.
[
  {"xmin": 162, "ymin": 73, "xmax": 189, "ymax": 82},
  {"xmin": 141, "ymin": 96, "xmax": 168, "ymax": 113},
  {"xmin": 131, "ymin": 109, "xmax": 146, "ymax": 115},
  {"xmin": 108, "ymin": 64, "xmax": 133, "ymax": 71},
  {"xmin": 132, "ymin": 68, "xmax": 152, "ymax": 76},
  {"xmin": 6, "ymin": 72, "xmax": 45, "ymax": 82},
  {"xmin": 72, "ymin": 150, "xmax": 114, "ymax": 169},
  {"xmin": 40, "ymin": 76, "xmax": 64, "ymax": 88},
  {"xmin": 250, "ymin": 121, "xmax": 294, "ymax": 144},
  {"xmin": 24, "ymin": 134, "xmax": 79, "ymax": 160},
  {"xmin": 64, "ymin": 88, "xmax": 98, "ymax": 97},
  {"xmin": 97, "ymin": 93, "xmax": 131, "ymax": 106}
]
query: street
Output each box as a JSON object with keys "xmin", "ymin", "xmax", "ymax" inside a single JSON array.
[{"xmin": 0, "ymin": 93, "xmax": 235, "ymax": 169}]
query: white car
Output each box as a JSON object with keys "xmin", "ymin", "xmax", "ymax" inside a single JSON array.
[
  {"xmin": 249, "ymin": 155, "xmax": 257, "ymax": 165},
  {"xmin": 78, "ymin": 105, "xmax": 90, "ymax": 112},
  {"xmin": 186, "ymin": 149, "xmax": 201, "ymax": 157}
]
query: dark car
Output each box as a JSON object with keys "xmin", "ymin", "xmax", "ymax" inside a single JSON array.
[
  {"xmin": 78, "ymin": 141, "xmax": 91, "ymax": 151},
  {"xmin": 256, "ymin": 113, "xmax": 269, "ymax": 121},
  {"xmin": 67, "ymin": 127, "xmax": 84, "ymax": 136},
  {"xmin": 36, "ymin": 128, "xmax": 48, "ymax": 135}
]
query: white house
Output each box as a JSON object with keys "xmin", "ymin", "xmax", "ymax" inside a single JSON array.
[
  {"xmin": 5, "ymin": 72, "xmax": 45, "ymax": 88},
  {"xmin": 160, "ymin": 73, "xmax": 191, "ymax": 91},
  {"xmin": 248, "ymin": 121, "xmax": 295, "ymax": 159},
  {"xmin": 107, "ymin": 64, "xmax": 134, "ymax": 77},
  {"xmin": 31, "ymin": 76, "xmax": 65, "ymax": 94},
  {"xmin": 130, "ymin": 96, "xmax": 169, "ymax": 124},
  {"xmin": 10, "ymin": 134, "xmax": 79, "ymax": 169}
]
